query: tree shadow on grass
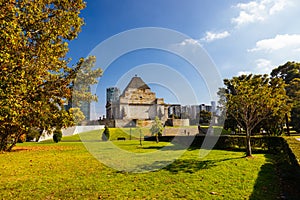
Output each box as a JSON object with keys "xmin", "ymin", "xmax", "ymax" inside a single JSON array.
[
  {"xmin": 162, "ymin": 159, "xmax": 216, "ymax": 173},
  {"xmin": 249, "ymin": 154, "xmax": 300, "ymax": 200},
  {"xmin": 142, "ymin": 144, "xmax": 187, "ymax": 151},
  {"xmin": 141, "ymin": 146, "xmax": 170, "ymax": 150},
  {"xmin": 136, "ymin": 156, "xmax": 244, "ymax": 174},
  {"xmin": 187, "ymin": 146, "xmax": 268, "ymax": 154},
  {"xmin": 167, "ymin": 156, "xmax": 245, "ymax": 174}
]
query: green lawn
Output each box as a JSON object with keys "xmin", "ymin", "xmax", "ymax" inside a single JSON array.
[
  {"xmin": 60, "ymin": 128, "xmax": 150, "ymax": 141},
  {"xmin": 285, "ymin": 136, "xmax": 300, "ymax": 163},
  {"xmin": 0, "ymin": 133, "xmax": 281, "ymax": 200},
  {"xmin": 60, "ymin": 126, "xmax": 229, "ymax": 142}
]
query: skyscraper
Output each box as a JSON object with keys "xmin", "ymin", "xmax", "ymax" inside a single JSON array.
[
  {"xmin": 67, "ymin": 85, "xmax": 92, "ymax": 121},
  {"xmin": 80, "ymin": 101, "xmax": 90, "ymax": 121},
  {"xmin": 106, "ymin": 87, "xmax": 120, "ymax": 103}
]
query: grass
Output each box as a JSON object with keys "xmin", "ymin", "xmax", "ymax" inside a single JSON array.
[
  {"xmin": 58, "ymin": 126, "xmax": 230, "ymax": 143},
  {"xmin": 44, "ymin": 128, "xmax": 148, "ymax": 142},
  {"xmin": 285, "ymin": 136, "xmax": 300, "ymax": 164},
  {"xmin": 0, "ymin": 133, "xmax": 282, "ymax": 199}
]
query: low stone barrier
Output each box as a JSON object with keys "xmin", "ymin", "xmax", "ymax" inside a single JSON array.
[{"xmin": 38, "ymin": 125, "xmax": 104, "ymax": 141}]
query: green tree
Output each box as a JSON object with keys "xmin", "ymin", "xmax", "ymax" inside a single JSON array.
[
  {"xmin": 199, "ymin": 110, "xmax": 212, "ymax": 124},
  {"xmin": 261, "ymin": 114, "xmax": 286, "ymax": 136},
  {"xmin": 224, "ymin": 115, "xmax": 239, "ymax": 133},
  {"xmin": 0, "ymin": 1, "xmax": 102, "ymax": 151},
  {"xmin": 71, "ymin": 56, "xmax": 102, "ymax": 108},
  {"xmin": 219, "ymin": 74, "xmax": 290, "ymax": 156},
  {"xmin": 271, "ymin": 61, "xmax": 300, "ymax": 133},
  {"xmin": 150, "ymin": 116, "xmax": 164, "ymax": 143},
  {"xmin": 66, "ymin": 55, "xmax": 102, "ymax": 127}
]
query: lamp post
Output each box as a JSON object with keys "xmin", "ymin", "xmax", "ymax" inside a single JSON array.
[{"xmin": 139, "ymin": 128, "xmax": 142, "ymax": 146}]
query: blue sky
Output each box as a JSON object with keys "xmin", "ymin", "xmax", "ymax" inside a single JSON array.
[{"xmin": 67, "ymin": 0, "xmax": 300, "ymax": 119}]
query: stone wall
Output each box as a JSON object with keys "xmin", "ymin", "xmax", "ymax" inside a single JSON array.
[
  {"xmin": 71, "ymin": 125, "xmax": 104, "ymax": 135},
  {"xmin": 115, "ymin": 119, "xmax": 136, "ymax": 127},
  {"xmin": 136, "ymin": 119, "xmax": 154, "ymax": 127},
  {"xmin": 166, "ymin": 119, "xmax": 190, "ymax": 127},
  {"xmin": 163, "ymin": 127, "xmax": 198, "ymax": 136},
  {"xmin": 38, "ymin": 125, "xmax": 105, "ymax": 141},
  {"xmin": 99, "ymin": 119, "xmax": 115, "ymax": 127},
  {"xmin": 121, "ymin": 88, "xmax": 156, "ymax": 104}
]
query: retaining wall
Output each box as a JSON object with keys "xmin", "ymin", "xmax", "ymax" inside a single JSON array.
[{"xmin": 38, "ymin": 125, "xmax": 104, "ymax": 141}]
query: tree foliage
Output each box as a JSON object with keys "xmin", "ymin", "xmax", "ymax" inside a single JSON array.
[
  {"xmin": 271, "ymin": 61, "xmax": 300, "ymax": 133},
  {"xmin": 0, "ymin": 1, "xmax": 101, "ymax": 151},
  {"xmin": 68, "ymin": 55, "xmax": 102, "ymax": 127},
  {"xmin": 71, "ymin": 56, "xmax": 102, "ymax": 107},
  {"xmin": 68, "ymin": 107, "xmax": 85, "ymax": 125},
  {"xmin": 218, "ymin": 88, "xmax": 239, "ymax": 133},
  {"xmin": 219, "ymin": 74, "xmax": 290, "ymax": 156},
  {"xmin": 199, "ymin": 110, "xmax": 212, "ymax": 124}
]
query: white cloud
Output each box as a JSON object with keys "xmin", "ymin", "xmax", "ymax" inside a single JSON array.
[
  {"xmin": 201, "ymin": 31, "xmax": 230, "ymax": 42},
  {"xmin": 170, "ymin": 38, "xmax": 203, "ymax": 55},
  {"xmin": 237, "ymin": 59, "xmax": 273, "ymax": 76},
  {"xmin": 249, "ymin": 34, "xmax": 300, "ymax": 52},
  {"xmin": 294, "ymin": 48, "xmax": 300, "ymax": 52},
  {"xmin": 237, "ymin": 71, "xmax": 252, "ymax": 76},
  {"xmin": 255, "ymin": 58, "xmax": 271, "ymax": 68},
  {"xmin": 232, "ymin": 0, "xmax": 290, "ymax": 26},
  {"xmin": 178, "ymin": 38, "xmax": 201, "ymax": 46},
  {"xmin": 254, "ymin": 58, "xmax": 273, "ymax": 74},
  {"xmin": 269, "ymin": 0, "xmax": 287, "ymax": 15}
]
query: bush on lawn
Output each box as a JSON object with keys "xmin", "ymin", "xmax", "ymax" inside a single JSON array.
[
  {"xmin": 102, "ymin": 126, "xmax": 110, "ymax": 141},
  {"xmin": 53, "ymin": 129, "xmax": 62, "ymax": 143}
]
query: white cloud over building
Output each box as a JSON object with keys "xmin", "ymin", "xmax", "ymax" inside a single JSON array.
[{"xmin": 201, "ymin": 31, "xmax": 230, "ymax": 43}]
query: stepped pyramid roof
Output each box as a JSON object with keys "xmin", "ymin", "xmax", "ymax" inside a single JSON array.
[{"xmin": 124, "ymin": 76, "xmax": 150, "ymax": 91}]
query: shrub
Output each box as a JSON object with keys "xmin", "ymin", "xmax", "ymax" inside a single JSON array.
[
  {"xmin": 53, "ymin": 129, "xmax": 62, "ymax": 143},
  {"xmin": 102, "ymin": 126, "xmax": 110, "ymax": 141}
]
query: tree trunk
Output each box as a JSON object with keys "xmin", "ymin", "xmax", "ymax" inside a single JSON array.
[
  {"xmin": 285, "ymin": 113, "xmax": 290, "ymax": 136},
  {"xmin": 246, "ymin": 128, "xmax": 252, "ymax": 157},
  {"xmin": 156, "ymin": 134, "xmax": 159, "ymax": 143}
]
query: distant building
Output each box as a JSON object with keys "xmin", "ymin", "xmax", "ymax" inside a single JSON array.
[
  {"xmin": 79, "ymin": 86, "xmax": 91, "ymax": 121},
  {"xmin": 64, "ymin": 101, "xmax": 90, "ymax": 121},
  {"xmin": 167, "ymin": 102, "xmax": 218, "ymax": 120},
  {"xmin": 106, "ymin": 87, "xmax": 120, "ymax": 103},
  {"xmin": 190, "ymin": 105, "xmax": 201, "ymax": 119},
  {"xmin": 200, "ymin": 104, "xmax": 212, "ymax": 112},
  {"xmin": 211, "ymin": 101, "xmax": 216, "ymax": 113},
  {"xmin": 102, "ymin": 76, "xmax": 220, "ymax": 127},
  {"xmin": 168, "ymin": 104, "xmax": 181, "ymax": 118},
  {"xmin": 106, "ymin": 76, "xmax": 168, "ymax": 122},
  {"xmin": 80, "ymin": 101, "xmax": 90, "ymax": 121},
  {"xmin": 64, "ymin": 86, "xmax": 91, "ymax": 121}
]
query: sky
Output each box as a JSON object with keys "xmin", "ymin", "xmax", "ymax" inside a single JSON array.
[{"xmin": 67, "ymin": 0, "xmax": 300, "ymax": 119}]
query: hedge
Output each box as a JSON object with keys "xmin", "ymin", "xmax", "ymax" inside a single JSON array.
[
  {"xmin": 283, "ymin": 137, "xmax": 300, "ymax": 168},
  {"xmin": 144, "ymin": 135, "xmax": 300, "ymax": 168}
]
